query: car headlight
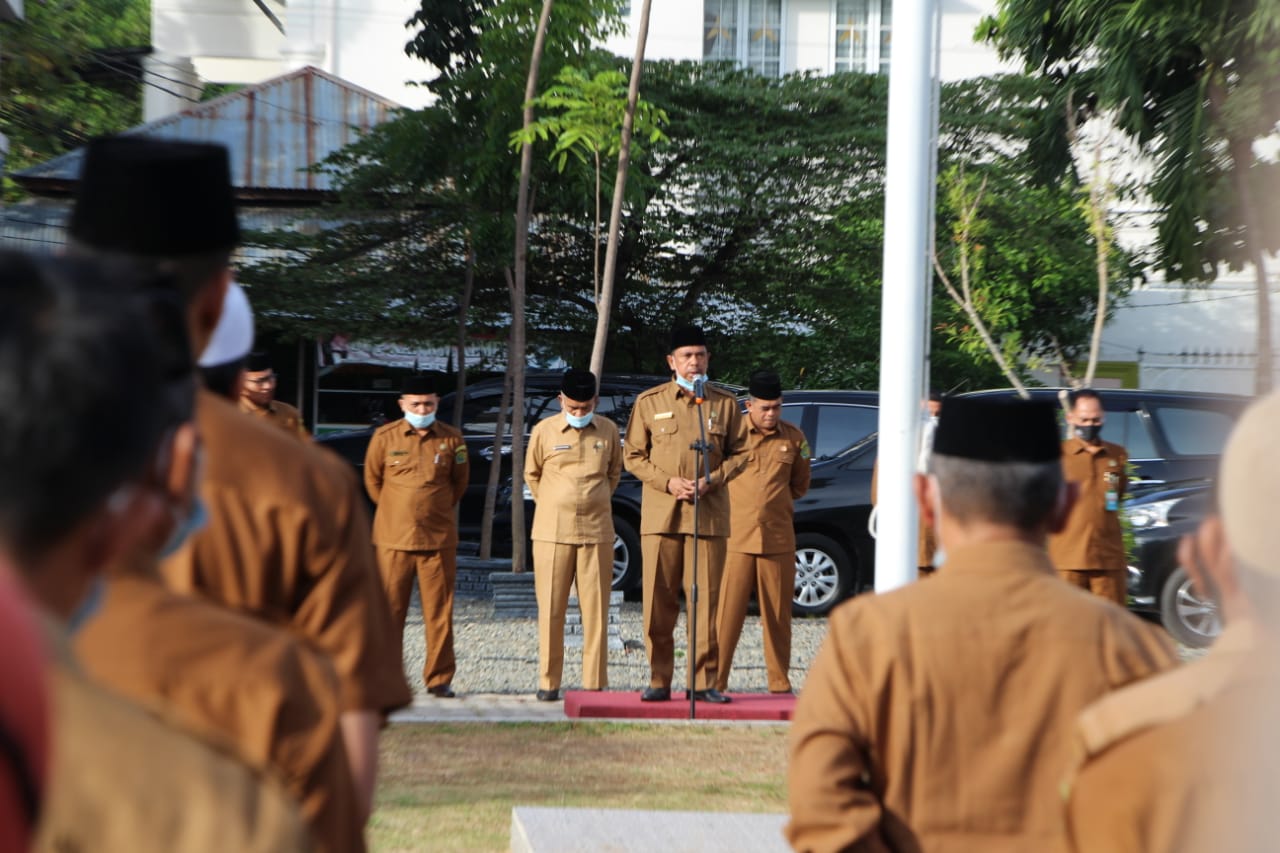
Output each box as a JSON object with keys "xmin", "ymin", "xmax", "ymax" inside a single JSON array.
[
  {"xmin": 1124, "ymin": 498, "xmax": 1178, "ymax": 530},
  {"xmin": 522, "ymin": 483, "xmax": 533, "ymax": 502}
]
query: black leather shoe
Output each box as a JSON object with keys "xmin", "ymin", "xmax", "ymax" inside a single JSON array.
[
  {"xmin": 640, "ymin": 686, "xmax": 671, "ymax": 702},
  {"xmin": 427, "ymin": 684, "xmax": 456, "ymax": 698},
  {"xmin": 693, "ymin": 689, "xmax": 731, "ymax": 704},
  {"xmin": 535, "ymin": 689, "xmax": 560, "ymax": 702}
]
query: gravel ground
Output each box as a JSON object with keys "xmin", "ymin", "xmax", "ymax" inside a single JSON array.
[
  {"xmin": 400, "ymin": 592, "xmax": 832, "ymax": 698},
  {"xmin": 399, "ymin": 591, "xmax": 1203, "ymax": 699}
]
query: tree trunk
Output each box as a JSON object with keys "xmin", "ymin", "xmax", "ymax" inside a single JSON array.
[
  {"xmin": 1084, "ymin": 139, "xmax": 1110, "ymax": 388},
  {"xmin": 452, "ymin": 234, "xmax": 475, "ymax": 429},
  {"xmin": 508, "ymin": 0, "xmax": 554, "ymax": 572},
  {"xmin": 479, "ymin": 368, "xmax": 512, "ymax": 560},
  {"xmin": 589, "ymin": 0, "xmax": 653, "ymax": 378},
  {"xmin": 1228, "ymin": 136, "xmax": 1273, "ymax": 394}
]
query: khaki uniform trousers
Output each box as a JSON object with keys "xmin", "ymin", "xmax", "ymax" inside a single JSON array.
[
  {"xmin": 1057, "ymin": 568, "xmax": 1127, "ymax": 607},
  {"xmin": 642, "ymin": 533, "xmax": 725, "ymax": 691},
  {"xmin": 533, "ymin": 540, "xmax": 612, "ymax": 691},
  {"xmin": 716, "ymin": 551, "xmax": 794, "ymax": 693},
  {"xmin": 378, "ymin": 547, "xmax": 456, "ymax": 689}
]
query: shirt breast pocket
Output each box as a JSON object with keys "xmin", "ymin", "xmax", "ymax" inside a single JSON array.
[
  {"xmin": 387, "ymin": 455, "xmax": 418, "ymax": 477},
  {"xmin": 654, "ymin": 421, "xmax": 680, "ymax": 442}
]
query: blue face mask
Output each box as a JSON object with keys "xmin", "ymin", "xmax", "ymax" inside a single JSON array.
[
  {"xmin": 565, "ymin": 411, "xmax": 594, "ymax": 429},
  {"xmin": 67, "ymin": 575, "xmax": 107, "ymax": 635},
  {"xmin": 161, "ymin": 496, "xmax": 209, "ymax": 559},
  {"xmin": 405, "ymin": 411, "xmax": 436, "ymax": 430},
  {"xmin": 674, "ymin": 374, "xmax": 703, "ymax": 394}
]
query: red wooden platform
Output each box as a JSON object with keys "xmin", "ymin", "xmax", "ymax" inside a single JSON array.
[{"xmin": 564, "ymin": 690, "xmax": 795, "ymax": 721}]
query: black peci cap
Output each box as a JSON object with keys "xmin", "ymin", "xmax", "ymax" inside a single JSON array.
[
  {"xmin": 669, "ymin": 325, "xmax": 707, "ymax": 351},
  {"xmin": 561, "ymin": 369, "xmax": 597, "ymax": 403},
  {"xmin": 401, "ymin": 373, "xmax": 440, "ymax": 396},
  {"xmin": 932, "ymin": 396, "xmax": 1061, "ymax": 463},
  {"xmin": 747, "ymin": 369, "xmax": 783, "ymax": 401},
  {"xmin": 70, "ymin": 136, "xmax": 240, "ymax": 256}
]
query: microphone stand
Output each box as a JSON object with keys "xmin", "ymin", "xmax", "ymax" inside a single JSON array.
[{"xmin": 688, "ymin": 380, "xmax": 713, "ymax": 720}]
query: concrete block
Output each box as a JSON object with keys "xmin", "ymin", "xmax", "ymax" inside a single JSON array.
[{"xmin": 511, "ymin": 806, "xmax": 789, "ymax": 853}]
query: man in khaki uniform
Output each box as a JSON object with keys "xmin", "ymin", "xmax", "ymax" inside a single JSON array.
[
  {"xmin": 1063, "ymin": 393, "xmax": 1280, "ymax": 852},
  {"xmin": 716, "ymin": 369, "xmax": 810, "ymax": 694},
  {"xmin": 241, "ymin": 350, "xmax": 310, "ymax": 439},
  {"xmin": 0, "ymin": 252, "xmax": 312, "ymax": 852},
  {"xmin": 525, "ymin": 369, "xmax": 623, "ymax": 700},
  {"xmin": 624, "ymin": 325, "xmax": 746, "ymax": 703},
  {"xmin": 68, "ymin": 136, "xmax": 411, "ymax": 823},
  {"xmin": 364, "ymin": 372, "xmax": 470, "ymax": 697},
  {"xmin": 786, "ymin": 396, "xmax": 1178, "ymax": 853},
  {"xmin": 1049, "ymin": 389, "xmax": 1128, "ymax": 604}
]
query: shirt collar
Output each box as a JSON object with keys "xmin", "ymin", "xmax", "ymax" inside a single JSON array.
[
  {"xmin": 557, "ymin": 416, "xmax": 599, "ymax": 433},
  {"xmin": 937, "ymin": 539, "xmax": 1057, "ymax": 577},
  {"xmin": 400, "ymin": 419, "xmax": 437, "ymax": 437}
]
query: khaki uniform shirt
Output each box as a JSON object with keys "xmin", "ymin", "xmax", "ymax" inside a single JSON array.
[
  {"xmin": 1065, "ymin": 621, "xmax": 1280, "ymax": 853},
  {"xmin": 623, "ymin": 381, "xmax": 747, "ymax": 536},
  {"xmin": 364, "ymin": 418, "xmax": 469, "ymax": 551},
  {"xmin": 785, "ymin": 540, "xmax": 1177, "ymax": 853},
  {"xmin": 161, "ymin": 389, "xmax": 411, "ymax": 715},
  {"xmin": 241, "ymin": 397, "xmax": 310, "ymax": 439},
  {"xmin": 728, "ymin": 420, "xmax": 811, "ymax": 555},
  {"xmin": 75, "ymin": 569, "xmax": 364, "ymax": 853},
  {"xmin": 37, "ymin": 625, "xmax": 313, "ymax": 853},
  {"xmin": 1049, "ymin": 438, "xmax": 1128, "ymax": 571},
  {"xmin": 526, "ymin": 413, "xmax": 622, "ymax": 544}
]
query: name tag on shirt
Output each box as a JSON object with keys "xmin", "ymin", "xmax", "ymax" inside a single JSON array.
[
  {"xmin": 553, "ymin": 444, "xmax": 572, "ymax": 451},
  {"xmin": 654, "ymin": 411, "xmax": 673, "ymax": 420}
]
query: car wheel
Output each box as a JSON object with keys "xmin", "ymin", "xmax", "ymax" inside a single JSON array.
[
  {"xmin": 612, "ymin": 516, "xmax": 642, "ymax": 592},
  {"xmin": 793, "ymin": 533, "xmax": 853, "ymax": 616},
  {"xmin": 1159, "ymin": 565, "xmax": 1221, "ymax": 648}
]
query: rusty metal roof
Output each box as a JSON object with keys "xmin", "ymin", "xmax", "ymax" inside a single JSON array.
[{"xmin": 12, "ymin": 65, "xmax": 401, "ymax": 199}]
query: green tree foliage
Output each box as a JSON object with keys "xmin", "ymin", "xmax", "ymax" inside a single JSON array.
[
  {"xmin": 244, "ymin": 0, "xmax": 624, "ymax": 350},
  {"xmin": 246, "ymin": 63, "xmax": 1130, "ymax": 394},
  {"xmin": 0, "ymin": 0, "xmax": 149, "ymax": 197},
  {"xmin": 511, "ymin": 65, "xmax": 668, "ymax": 303},
  {"xmin": 980, "ymin": 0, "xmax": 1280, "ymax": 391}
]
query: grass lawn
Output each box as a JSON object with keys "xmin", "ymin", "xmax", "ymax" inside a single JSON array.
[{"xmin": 371, "ymin": 722, "xmax": 789, "ymax": 851}]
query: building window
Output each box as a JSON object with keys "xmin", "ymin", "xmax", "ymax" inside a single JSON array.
[
  {"xmin": 834, "ymin": 0, "xmax": 891, "ymax": 74},
  {"xmin": 704, "ymin": 0, "xmax": 782, "ymax": 78}
]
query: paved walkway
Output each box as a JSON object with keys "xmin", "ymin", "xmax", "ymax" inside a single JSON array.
[
  {"xmin": 390, "ymin": 692, "xmax": 571, "ymax": 723},
  {"xmin": 389, "ymin": 692, "xmax": 793, "ymax": 724}
]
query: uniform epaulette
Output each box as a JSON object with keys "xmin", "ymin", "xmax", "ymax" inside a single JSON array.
[
  {"xmin": 1075, "ymin": 645, "xmax": 1245, "ymax": 760},
  {"xmin": 431, "ymin": 420, "xmax": 463, "ymax": 438},
  {"xmin": 373, "ymin": 420, "xmax": 403, "ymax": 437},
  {"xmin": 634, "ymin": 384, "xmax": 669, "ymax": 401},
  {"xmin": 706, "ymin": 384, "xmax": 737, "ymax": 399}
]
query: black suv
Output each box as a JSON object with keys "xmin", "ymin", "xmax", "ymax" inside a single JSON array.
[
  {"xmin": 319, "ymin": 371, "xmax": 666, "ymax": 568},
  {"xmin": 604, "ymin": 390, "xmax": 882, "ymax": 611},
  {"xmin": 1123, "ymin": 481, "xmax": 1219, "ymax": 647},
  {"xmin": 958, "ymin": 388, "xmax": 1249, "ymax": 485},
  {"xmin": 762, "ymin": 387, "xmax": 1250, "ymax": 616}
]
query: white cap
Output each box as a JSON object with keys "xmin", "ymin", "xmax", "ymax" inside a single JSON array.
[
  {"xmin": 197, "ymin": 281, "xmax": 254, "ymax": 368},
  {"xmin": 1221, "ymin": 390, "xmax": 1280, "ymax": 574}
]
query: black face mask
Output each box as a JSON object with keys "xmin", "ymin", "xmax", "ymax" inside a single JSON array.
[{"xmin": 1076, "ymin": 424, "xmax": 1103, "ymax": 442}]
